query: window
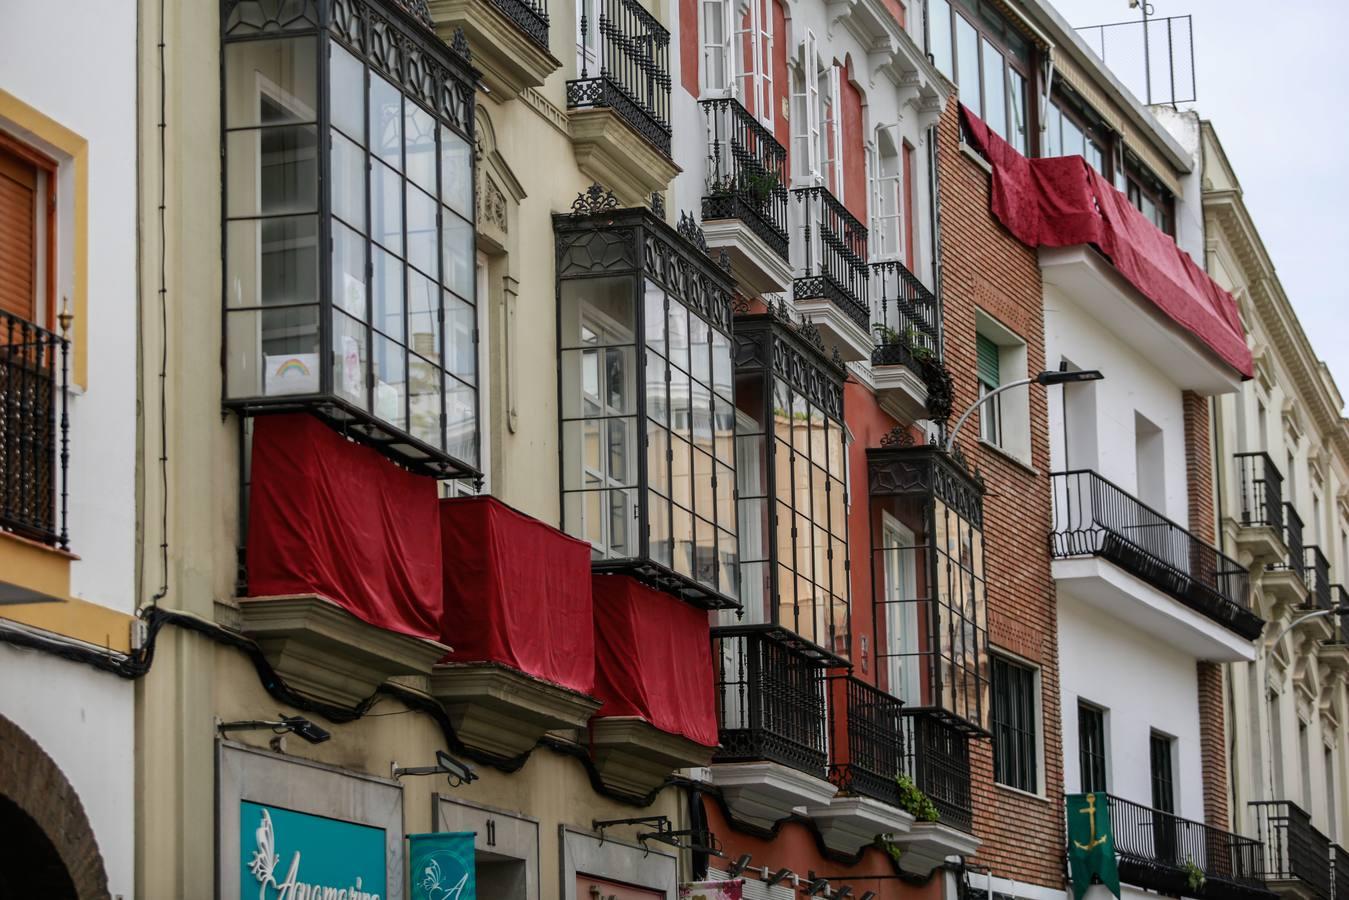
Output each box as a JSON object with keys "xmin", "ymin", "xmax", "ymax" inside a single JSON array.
[
  {"xmin": 1043, "ymin": 94, "xmax": 1109, "ymax": 177},
  {"xmin": 735, "ymin": 0, "xmax": 776, "ymax": 127},
  {"xmin": 929, "ymin": 0, "xmax": 1031, "ymax": 152},
  {"xmin": 790, "ymin": 32, "xmax": 822, "ymax": 183},
  {"xmin": 992, "ymin": 656, "xmax": 1038, "ymax": 792},
  {"xmin": 870, "ymin": 127, "xmax": 904, "ymax": 261},
  {"xmin": 1078, "ymin": 701, "xmax": 1108, "ymax": 793},
  {"xmin": 220, "ymin": 4, "xmax": 479, "ymax": 479},
  {"xmin": 823, "ymin": 64, "xmax": 843, "ymax": 199},
  {"xmin": 977, "ymin": 333, "xmax": 1002, "ymax": 447},
  {"xmin": 1327, "ymin": 746, "xmax": 1339, "ymax": 841},
  {"xmin": 701, "ymin": 0, "xmax": 732, "ymax": 95},
  {"xmin": 1134, "ymin": 412, "xmax": 1165, "ymax": 511},
  {"xmin": 0, "ymin": 135, "xmax": 55, "ymax": 326},
  {"xmin": 1150, "ymin": 731, "xmax": 1175, "ymax": 813},
  {"xmin": 1124, "ymin": 154, "xmax": 1174, "ymax": 235}
]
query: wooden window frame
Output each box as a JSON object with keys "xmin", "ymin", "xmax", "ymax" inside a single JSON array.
[{"xmin": 0, "ymin": 129, "xmax": 58, "ymax": 328}]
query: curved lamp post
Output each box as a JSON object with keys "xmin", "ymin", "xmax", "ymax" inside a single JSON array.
[{"xmin": 945, "ymin": 368, "xmax": 1104, "ymax": 453}]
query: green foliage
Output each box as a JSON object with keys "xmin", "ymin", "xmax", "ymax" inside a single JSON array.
[
  {"xmin": 1182, "ymin": 858, "xmax": 1206, "ymax": 893},
  {"xmin": 895, "ymin": 774, "xmax": 940, "ymax": 822},
  {"xmin": 743, "ymin": 169, "xmax": 780, "ymax": 204}
]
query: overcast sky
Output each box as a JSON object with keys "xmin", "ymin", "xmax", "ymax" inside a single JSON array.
[{"xmin": 1047, "ymin": 0, "xmax": 1349, "ymax": 410}]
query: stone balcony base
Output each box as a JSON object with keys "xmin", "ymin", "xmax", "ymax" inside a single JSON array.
[
  {"xmin": 892, "ymin": 820, "xmax": 980, "ymax": 875},
  {"xmin": 804, "ymin": 795, "xmax": 914, "ymax": 854},
  {"xmin": 568, "ymin": 108, "xmax": 679, "ymax": 207},
  {"xmin": 1233, "ymin": 522, "xmax": 1286, "ymax": 566},
  {"xmin": 702, "ymin": 217, "xmax": 792, "ymax": 295},
  {"xmin": 709, "ymin": 760, "xmax": 838, "ymax": 829},
  {"xmin": 589, "ymin": 717, "xmax": 714, "ymax": 799},
  {"xmin": 430, "ymin": 662, "xmax": 601, "ymax": 759},
  {"xmin": 428, "ymin": 0, "xmax": 560, "ymax": 100}
]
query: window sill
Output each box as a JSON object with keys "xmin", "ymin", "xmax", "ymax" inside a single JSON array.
[
  {"xmin": 959, "ymin": 141, "xmax": 993, "ymax": 176},
  {"xmin": 977, "ymin": 438, "xmax": 1040, "ymax": 477},
  {"xmin": 994, "ymin": 782, "xmax": 1050, "ymax": 804}
]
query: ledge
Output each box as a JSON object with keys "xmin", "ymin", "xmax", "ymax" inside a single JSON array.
[
  {"xmin": 589, "ymin": 717, "xmax": 714, "ymax": 798},
  {"xmin": 568, "ymin": 108, "xmax": 680, "ymax": 207},
  {"xmin": 1233, "ymin": 522, "xmax": 1287, "ymax": 566},
  {"xmin": 701, "ymin": 217, "xmax": 792, "ymax": 295},
  {"xmin": 871, "ymin": 362, "xmax": 929, "ymax": 422},
  {"xmin": 892, "ymin": 820, "xmax": 980, "ymax": 875},
  {"xmin": 1261, "ymin": 568, "xmax": 1308, "ymax": 610},
  {"xmin": 0, "ymin": 530, "xmax": 75, "ymax": 605},
  {"xmin": 429, "ymin": 661, "xmax": 601, "ymax": 758},
  {"xmin": 804, "ymin": 795, "xmax": 914, "ymax": 854},
  {"xmin": 428, "ymin": 0, "xmax": 560, "ymax": 101},
  {"xmin": 709, "ymin": 760, "xmax": 838, "ymax": 829},
  {"xmin": 792, "ymin": 295, "xmax": 871, "ymax": 362},
  {"xmin": 236, "ymin": 594, "xmax": 449, "ymax": 708}
]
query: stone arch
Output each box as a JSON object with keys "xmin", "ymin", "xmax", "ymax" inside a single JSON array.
[{"xmin": 0, "ymin": 714, "xmax": 110, "ymax": 899}]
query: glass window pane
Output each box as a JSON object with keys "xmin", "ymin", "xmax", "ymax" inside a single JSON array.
[
  {"xmin": 714, "ymin": 395, "xmax": 734, "ymax": 463},
  {"xmin": 373, "ymin": 334, "xmax": 408, "ymax": 430},
  {"xmin": 735, "ymin": 371, "xmax": 764, "ymax": 433},
  {"xmin": 407, "ymin": 270, "xmax": 441, "ymax": 361},
  {"xmin": 671, "ymin": 435, "xmax": 692, "ymax": 510},
  {"xmin": 716, "ymin": 461, "xmax": 735, "ymax": 529},
  {"xmin": 443, "ymin": 291, "xmax": 476, "ymax": 386},
  {"xmin": 226, "ymin": 304, "xmax": 320, "ymax": 398},
  {"xmin": 719, "ymin": 529, "xmax": 739, "ymax": 601},
  {"xmin": 225, "ymin": 37, "xmax": 318, "ymax": 128},
  {"xmin": 649, "ymin": 492, "xmax": 672, "ymax": 567},
  {"xmin": 689, "ymin": 314, "xmax": 711, "ymax": 386},
  {"xmin": 691, "ymin": 378, "xmax": 713, "ymax": 451},
  {"xmin": 226, "ymin": 215, "xmax": 318, "ymax": 308},
  {"xmin": 673, "ymin": 506, "xmax": 694, "ymax": 577},
  {"xmin": 694, "ymin": 449, "xmax": 715, "ymax": 521},
  {"xmin": 738, "ymin": 496, "xmax": 769, "ymax": 561},
  {"xmin": 648, "ymin": 421, "xmax": 669, "ymax": 496},
  {"xmin": 409, "ymin": 353, "xmax": 443, "ymax": 448},
  {"xmin": 930, "ymin": 0, "xmax": 953, "ymax": 78},
  {"xmin": 1008, "ymin": 67, "xmax": 1027, "ymax": 154},
  {"xmin": 667, "ymin": 301, "xmax": 690, "ymax": 373},
  {"xmin": 405, "ymin": 101, "xmax": 437, "ymax": 196},
  {"xmin": 646, "ymin": 348, "xmax": 668, "ymax": 427},
  {"xmin": 736, "ymin": 434, "xmax": 766, "ymax": 497},
  {"xmin": 331, "ymin": 129, "xmax": 366, "ymax": 230},
  {"xmin": 1046, "ymin": 104, "xmax": 1062, "ymax": 157},
  {"xmin": 406, "ymin": 184, "xmax": 438, "ymax": 278},
  {"xmin": 371, "ymin": 160, "xmax": 404, "ymax": 255},
  {"xmin": 1063, "ymin": 116, "xmax": 1084, "ymax": 159},
  {"xmin": 440, "ymin": 125, "xmax": 473, "ymax": 217},
  {"xmin": 981, "ymin": 39, "xmax": 1006, "ymax": 140},
  {"xmin": 226, "ymin": 125, "xmax": 319, "ymax": 217},
  {"xmin": 644, "ymin": 281, "xmax": 666, "ymax": 357},
  {"xmin": 670, "ymin": 367, "xmax": 692, "ymax": 441},
  {"xmin": 956, "ymin": 15, "xmax": 980, "ymax": 113},
  {"xmin": 372, "ymin": 246, "xmax": 404, "ymax": 339},
  {"xmin": 442, "ymin": 211, "xmax": 474, "ymax": 298},
  {"xmin": 695, "ymin": 517, "xmax": 718, "ymax": 588},
  {"xmin": 332, "ymin": 220, "xmax": 367, "ymax": 319},
  {"xmin": 559, "ymin": 276, "xmax": 635, "ymax": 348},
  {"xmin": 445, "ymin": 374, "xmax": 477, "ymax": 466},
  {"xmin": 331, "ymin": 308, "xmax": 368, "ymax": 408},
  {"xmin": 329, "ymin": 42, "xmax": 364, "ymax": 142},
  {"xmin": 370, "ymin": 74, "xmax": 403, "ymax": 171}
]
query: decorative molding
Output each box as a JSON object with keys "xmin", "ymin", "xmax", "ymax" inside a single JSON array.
[
  {"xmin": 429, "ymin": 662, "xmax": 601, "ymax": 758},
  {"xmin": 589, "ymin": 717, "xmax": 714, "ymax": 798},
  {"xmin": 427, "ymin": 0, "xmax": 560, "ymax": 101},
  {"xmin": 567, "ymin": 107, "xmax": 681, "ymax": 207}
]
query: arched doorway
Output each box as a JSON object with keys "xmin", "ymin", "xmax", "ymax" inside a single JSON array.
[{"xmin": 0, "ymin": 715, "xmax": 109, "ymax": 899}]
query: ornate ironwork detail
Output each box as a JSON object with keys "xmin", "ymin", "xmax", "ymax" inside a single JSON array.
[
  {"xmin": 676, "ymin": 211, "xmax": 708, "ymax": 254},
  {"xmin": 731, "ymin": 294, "xmax": 752, "ymax": 315},
  {"xmin": 879, "ymin": 426, "xmax": 916, "ymax": 449},
  {"xmin": 649, "ymin": 191, "xmax": 665, "ymax": 217},
  {"xmin": 717, "ymin": 249, "xmax": 731, "ymax": 273},
  {"xmin": 449, "ymin": 25, "xmax": 471, "ymax": 59},
  {"xmin": 555, "ymin": 227, "xmax": 633, "ymax": 275},
  {"xmin": 392, "ymin": 0, "xmax": 434, "ymax": 27},
  {"xmin": 868, "ymin": 446, "xmax": 985, "ymax": 529},
  {"xmin": 796, "ymin": 316, "xmax": 825, "ymax": 354},
  {"xmin": 642, "ymin": 226, "xmax": 733, "ymax": 334},
  {"xmin": 699, "ymin": 98, "xmax": 790, "ymax": 262},
  {"xmin": 483, "ymin": 0, "xmax": 550, "ymax": 48},
  {"xmin": 223, "ymin": 0, "xmax": 320, "ymax": 34},
  {"xmin": 570, "ymin": 183, "xmax": 619, "ymax": 217},
  {"xmin": 0, "ymin": 309, "xmax": 68, "ymax": 549}
]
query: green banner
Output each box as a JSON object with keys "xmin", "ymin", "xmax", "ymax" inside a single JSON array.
[
  {"xmin": 1066, "ymin": 793, "xmax": 1120, "ymax": 900},
  {"xmin": 409, "ymin": 832, "xmax": 476, "ymax": 900}
]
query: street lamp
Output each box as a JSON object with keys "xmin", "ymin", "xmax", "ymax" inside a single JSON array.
[
  {"xmin": 945, "ymin": 368, "xmax": 1103, "ymax": 452},
  {"xmin": 1268, "ymin": 606, "xmax": 1349, "ymax": 652}
]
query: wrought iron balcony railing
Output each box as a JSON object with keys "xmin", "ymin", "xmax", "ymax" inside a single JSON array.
[
  {"xmin": 869, "ymin": 260, "xmax": 940, "ymax": 369},
  {"xmin": 1, "ymin": 310, "xmax": 69, "ymax": 550},
  {"xmin": 567, "ymin": 0, "xmax": 671, "ymax": 155},
  {"xmin": 1328, "ymin": 587, "xmax": 1349, "ymax": 645},
  {"xmin": 899, "ymin": 708, "xmax": 973, "ymax": 832},
  {"xmin": 828, "ymin": 675, "xmax": 904, "ymax": 808},
  {"xmin": 1235, "ymin": 452, "xmax": 1285, "ymax": 533},
  {"xmin": 1051, "ymin": 470, "xmax": 1261, "ymax": 639},
  {"xmin": 792, "ymin": 186, "xmax": 869, "ymax": 329},
  {"xmin": 1105, "ymin": 795, "xmax": 1269, "ymax": 898},
  {"xmin": 1304, "ymin": 545, "xmax": 1332, "ymax": 611},
  {"xmin": 700, "ymin": 98, "xmax": 789, "ymax": 261},
  {"xmin": 486, "ymin": 0, "xmax": 549, "ymax": 48},
  {"xmin": 1251, "ymin": 801, "xmax": 1332, "ymax": 900},
  {"xmin": 712, "ymin": 626, "xmax": 829, "ymax": 777},
  {"xmin": 1271, "ymin": 502, "xmax": 1306, "ymax": 585}
]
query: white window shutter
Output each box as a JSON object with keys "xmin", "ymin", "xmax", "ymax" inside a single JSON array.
[
  {"xmin": 826, "ymin": 64, "xmax": 844, "ymax": 200},
  {"xmin": 701, "ymin": 0, "xmax": 732, "ymax": 95},
  {"xmin": 804, "ymin": 31, "xmax": 820, "ymax": 182}
]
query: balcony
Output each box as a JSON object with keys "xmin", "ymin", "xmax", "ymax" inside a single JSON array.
[
  {"xmin": 566, "ymin": 0, "xmax": 677, "ymax": 203},
  {"xmin": 1322, "ymin": 587, "xmax": 1349, "ymax": 668},
  {"xmin": 709, "ymin": 627, "xmax": 838, "ymax": 828},
  {"xmin": 428, "ymin": 0, "xmax": 558, "ymax": 100},
  {"xmin": 1266, "ymin": 503, "xmax": 1310, "ymax": 608},
  {"xmin": 1051, "ymin": 470, "xmax": 1264, "ymax": 659},
  {"xmin": 699, "ymin": 98, "xmax": 792, "ymax": 294},
  {"xmin": 791, "ymin": 186, "xmax": 871, "ymax": 362},
  {"xmin": 1302, "ymin": 545, "xmax": 1332, "ymax": 612},
  {"xmin": 1251, "ymin": 801, "xmax": 1332, "ymax": 900},
  {"xmin": 1234, "ymin": 452, "xmax": 1287, "ymax": 563},
  {"xmin": 867, "ymin": 260, "xmax": 941, "ymax": 421},
  {"xmin": 1104, "ymin": 795, "xmax": 1273, "ymax": 900},
  {"xmin": 1, "ymin": 310, "xmax": 68, "ymax": 554}
]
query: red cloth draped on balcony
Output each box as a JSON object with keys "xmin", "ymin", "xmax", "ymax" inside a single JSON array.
[
  {"xmin": 591, "ymin": 575, "xmax": 718, "ymax": 747},
  {"xmin": 246, "ymin": 413, "xmax": 442, "ymax": 639},
  {"xmin": 439, "ymin": 496, "xmax": 596, "ymax": 694},
  {"xmin": 959, "ymin": 105, "xmax": 1253, "ymax": 379}
]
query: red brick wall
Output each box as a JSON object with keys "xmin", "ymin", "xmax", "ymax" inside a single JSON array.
[
  {"xmin": 935, "ymin": 101, "xmax": 1066, "ymax": 888},
  {"xmin": 1183, "ymin": 390, "xmax": 1231, "ymax": 830}
]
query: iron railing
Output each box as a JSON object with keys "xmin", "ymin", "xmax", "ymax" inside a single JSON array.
[
  {"xmin": 1074, "ymin": 13, "xmax": 1196, "ymax": 106},
  {"xmin": 870, "ymin": 260, "xmax": 940, "ymax": 369},
  {"xmin": 567, "ymin": 0, "xmax": 671, "ymax": 155},
  {"xmin": 700, "ymin": 98, "xmax": 789, "ymax": 261},
  {"xmin": 486, "ymin": 0, "xmax": 549, "ymax": 48},
  {"xmin": 1271, "ymin": 503, "xmax": 1306, "ymax": 585},
  {"xmin": 712, "ymin": 627, "xmax": 829, "ymax": 777},
  {"xmin": 1251, "ymin": 801, "xmax": 1332, "ymax": 900},
  {"xmin": 1105, "ymin": 795, "xmax": 1267, "ymax": 896},
  {"xmin": 900, "ymin": 709, "xmax": 972, "ymax": 832},
  {"xmin": 828, "ymin": 676, "xmax": 905, "ymax": 808},
  {"xmin": 1235, "ymin": 452, "xmax": 1284, "ymax": 533},
  {"xmin": 1304, "ymin": 545, "xmax": 1332, "ymax": 611},
  {"xmin": 1332, "ymin": 844, "xmax": 1349, "ymax": 900},
  {"xmin": 1050, "ymin": 470, "xmax": 1260, "ymax": 639},
  {"xmin": 792, "ymin": 186, "xmax": 869, "ymax": 329},
  {"xmin": 1328, "ymin": 587, "xmax": 1349, "ymax": 645},
  {"xmin": 1, "ymin": 310, "xmax": 68, "ymax": 549}
]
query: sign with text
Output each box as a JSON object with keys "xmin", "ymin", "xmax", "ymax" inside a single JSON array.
[
  {"xmin": 240, "ymin": 800, "xmax": 386, "ymax": 900},
  {"xmin": 576, "ymin": 875, "xmax": 665, "ymax": 899},
  {"xmin": 680, "ymin": 879, "xmax": 744, "ymax": 899},
  {"xmin": 409, "ymin": 832, "xmax": 476, "ymax": 900}
]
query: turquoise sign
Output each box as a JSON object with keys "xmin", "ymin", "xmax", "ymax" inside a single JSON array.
[
  {"xmin": 240, "ymin": 800, "xmax": 387, "ymax": 900},
  {"xmin": 408, "ymin": 832, "xmax": 476, "ymax": 900}
]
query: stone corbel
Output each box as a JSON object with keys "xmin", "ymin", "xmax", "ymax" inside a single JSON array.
[
  {"xmin": 825, "ymin": 0, "xmax": 857, "ymax": 39},
  {"xmin": 915, "ymin": 94, "xmax": 944, "ymax": 132}
]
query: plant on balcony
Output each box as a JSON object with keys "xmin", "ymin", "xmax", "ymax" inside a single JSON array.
[
  {"xmin": 872, "ymin": 323, "xmax": 954, "ymax": 425},
  {"xmin": 894, "ymin": 774, "xmax": 940, "ymax": 822},
  {"xmin": 743, "ymin": 169, "xmax": 780, "ymax": 205},
  {"xmin": 1182, "ymin": 858, "xmax": 1206, "ymax": 893}
]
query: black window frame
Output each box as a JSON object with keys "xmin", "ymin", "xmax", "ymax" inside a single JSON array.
[
  {"xmin": 1042, "ymin": 85, "xmax": 1113, "ymax": 179},
  {"xmin": 927, "ymin": 0, "xmax": 1034, "ymax": 154},
  {"xmin": 1078, "ymin": 700, "xmax": 1108, "ymax": 794},
  {"xmin": 1150, "ymin": 730, "xmax": 1176, "ymax": 813},
  {"xmin": 991, "ymin": 654, "xmax": 1038, "ymax": 792},
  {"xmin": 1124, "ymin": 151, "xmax": 1176, "ymax": 236}
]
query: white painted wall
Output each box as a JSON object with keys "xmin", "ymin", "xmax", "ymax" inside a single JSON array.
[
  {"xmin": 1044, "ymin": 284, "xmax": 1190, "ymax": 523},
  {"xmin": 0, "ymin": 1, "xmax": 138, "ymax": 896},
  {"xmin": 1060, "ymin": 595, "xmax": 1205, "ymax": 823}
]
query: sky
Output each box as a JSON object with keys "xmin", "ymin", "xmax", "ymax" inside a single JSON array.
[{"xmin": 1047, "ymin": 0, "xmax": 1349, "ymax": 410}]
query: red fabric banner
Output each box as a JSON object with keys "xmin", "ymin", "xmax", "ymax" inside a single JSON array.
[
  {"xmin": 439, "ymin": 496, "xmax": 596, "ymax": 694},
  {"xmin": 592, "ymin": 575, "xmax": 719, "ymax": 748},
  {"xmin": 247, "ymin": 413, "xmax": 443, "ymax": 639},
  {"xmin": 960, "ymin": 106, "xmax": 1253, "ymax": 379}
]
